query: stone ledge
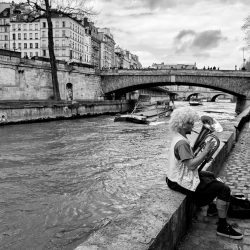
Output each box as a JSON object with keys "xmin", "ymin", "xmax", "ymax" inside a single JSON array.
[
  {"xmin": 74, "ymin": 129, "xmax": 235, "ymax": 250},
  {"xmin": 75, "ymin": 110, "xmax": 250, "ymax": 250}
]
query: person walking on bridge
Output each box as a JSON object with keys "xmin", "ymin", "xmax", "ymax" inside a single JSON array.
[{"xmin": 166, "ymin": 107, "xmax": 243, "ymax": 240}]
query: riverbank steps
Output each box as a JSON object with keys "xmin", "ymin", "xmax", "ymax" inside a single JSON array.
[
  {"xmin": 0, "ymin": 100, "xmax": 133, "ymax": 125},
  {"xmin": 74, "ymin": 105, "xmax": 250, "ymax": 250}
]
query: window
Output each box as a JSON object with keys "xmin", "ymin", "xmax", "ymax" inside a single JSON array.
[
  {"xmin": 4, "ymin": 27, "xmax": 7, "ymax": 32},
  {"xmin": 62, "ymin": 30, "xmax": 66, "ymax": 37},
  {"xmin": 35, "ymin": 52, "xmax": 38, "ymax": 56},
  {"xmin": 55, "ymin": 40, "xmax": 59, "ymax": 46},
  {"xmin": 62, "ymin": 21, "xmax": 65, "ymax": 27},
  {"xmin": 13, "ymin": 43, "xmax": 16, "ymax": 49},
  {"xmin": 24, "ymin": 43, "xmax": 27, "ymax": 48},
  {"xmin": 62, "ymin": 39, "xmax": 65, "ymax": 47},
  {"xmin": 24, "ymin": 33, "xmax": 27, "ymax": 40},
  {"xmin": 18, "ymin": 33, "xmax": 21, "ymax": 40},
  {"xmin": 55, "ymin": 20, "xmax": 59, "ymax": 28},
  {"xmin": 42, "ymin": 31, "xmax": 46, "ymax": 37},
  {"xmin": 30, "ymin": 52, "xmax": 33, "ymax": 57},
  {"xmin": 35, "ymin": 43, "xmax": 38, "ymax": 48},
  {"xmin": 12, "ymin": 34, "xmax": 15, "ymax": 40},
  {"xmin": 42, "ymin": 40, "xmax": 46, "ymax": 46},
  {"xmin": 35, "ymin": 33, "xmax": 38, "ymax": 39},
  {"xmin": 29, "ymin": 33, "xmax": 32, "ymax": 39},
  {"xmin": 18, "ymin": 43, "xmax": 21, "ymax": 49},
  {"xmin": 12, "ymin": 24, "xmax": 15, "ymax": 31},
  {"xmin": 43, "ymin": 50, "xmax": 46, "ymax": 56},
  {"xmin": 24, "ymin": 52, "xmax": 27, "ymax": 57},
  {"xmin": 30, "ymin": 43, "xmax": 33, "ymax": 48},
  {"xmin": 43, "ymin": 22, "xmax": 46, "ymax": 28},
  {"xmin": 23, "ymin": 24, "xmax": 27, "ymax": 30},
  {"xmin": 4, "ymin": 35, "xmax": 8, "ymax": 41},
  {"xmin": 18, "ymin": 24, "xmax": 21, "ymax": 30},
  {"xmin": 29, "ymin": 24, "xmax": 33, "ymax": 30},
  {"xmin": 35, "ymin": 24, "xmax": 38, "ymax": 30},
  {"xmin": 55, "ymin": 31, "xmax": 59, "ymax": 37}
]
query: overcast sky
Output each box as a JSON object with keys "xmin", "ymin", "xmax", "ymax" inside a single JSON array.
[{"xmin": 91, "ymin": 0, "xmax": 250, "ymax": 69}]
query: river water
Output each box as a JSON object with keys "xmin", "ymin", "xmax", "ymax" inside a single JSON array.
[{"xmin": 0, "ymin": 101, "xmax": 237, "ymax": 250}]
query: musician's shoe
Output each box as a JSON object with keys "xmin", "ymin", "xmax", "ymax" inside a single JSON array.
[{"xmin": 217, "ymin": 223, "xmax": 243, "ymax": 240}]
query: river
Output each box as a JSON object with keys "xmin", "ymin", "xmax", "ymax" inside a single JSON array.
[{"xmin": 0, "ymin": 101, "xmax": 237, "ymax": 250}]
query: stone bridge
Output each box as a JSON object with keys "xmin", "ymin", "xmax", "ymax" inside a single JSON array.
[{"xmin": 100, "ymin": 69, "xmax": 250, "ymax": 113}]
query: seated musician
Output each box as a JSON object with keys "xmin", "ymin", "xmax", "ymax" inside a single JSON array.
[{"xmin": 166, "ymin": 107, "xmax": 243, "ymax": 240}]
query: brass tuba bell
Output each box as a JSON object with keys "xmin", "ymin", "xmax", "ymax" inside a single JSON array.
[{"xmin": 192, "ymin": 115, "xmax": 222, "ymax": 172}]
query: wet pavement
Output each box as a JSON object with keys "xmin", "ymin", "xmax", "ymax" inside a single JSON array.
[{"xmin": 177, "ymin": 122, "xmax": 250, "ymax": 250}]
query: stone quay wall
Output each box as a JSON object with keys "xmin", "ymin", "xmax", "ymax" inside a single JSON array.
[
  {"xmin": 0, "ymin": 55, "xmax": 135, "ymax": 124},
  {"xmin": 0, "ymin": 100, "xmax": 133, "ymax": 125},
  {"xmin": 74, "ymin": 106, "xmax": 250, "ymax": 250},
  {"xmin": 0, "ymin": 55, "xmax": 103, "ymax": 101}
]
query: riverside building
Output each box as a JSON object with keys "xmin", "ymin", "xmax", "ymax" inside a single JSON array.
[
  {"xmin": 0, "ymin": 2, "xmax": 141, "ymax": 70},
  {"xmin": 0, "ymin": 3, "xmax": 92, "ymax": 64}
]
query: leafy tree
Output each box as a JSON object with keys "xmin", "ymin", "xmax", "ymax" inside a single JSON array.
[{"xmin": 17, "ymin": 0, "xmax": 94, "ymax": 100}]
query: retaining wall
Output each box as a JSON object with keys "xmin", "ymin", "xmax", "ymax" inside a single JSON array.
[{"xmin": 0, "ymin": 100, "xmax": 133, "ymax": 125}]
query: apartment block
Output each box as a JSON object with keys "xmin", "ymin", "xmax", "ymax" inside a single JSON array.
[
  {"xmin": 83, "ymin": 17, "xmax": 101, "ymax": 69},
  {"xmin": 0, "ymin": 3, "xmax": 92, "ymax": 64},
  {"xmin": 115, "ymin": 46, "xmax": 142, "ymax": 69},
  {"xmin": 0, "ymin": 2, "xmax": 141, "ymax": 70},
  {"xmin": 98, "ymin": 28, "xmax": 115, "ymax": 69}
]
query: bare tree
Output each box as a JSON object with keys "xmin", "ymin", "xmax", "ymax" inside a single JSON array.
[
  {"xmin": 242, "ymin": 16, "xmax": 250, "ymax": 47},
  {"xmin": 16, "ymin": 0, "xmax": 95, "ymax": 100}
]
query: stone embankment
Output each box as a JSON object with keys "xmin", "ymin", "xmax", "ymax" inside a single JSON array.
[
  {"xmin": 0, "ymin": 100, "xmax": 133, "ymax": 125},
  {"xmin": 74, "ymin": 106, "xmax": 250, "ymax": 250}
]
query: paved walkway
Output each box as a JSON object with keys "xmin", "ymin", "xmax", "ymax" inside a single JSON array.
[{"xmin": 177, "ymin": 122, "xmax": 250, "ymax": 250}]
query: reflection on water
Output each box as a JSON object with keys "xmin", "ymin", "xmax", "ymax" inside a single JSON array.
[{"xmin": 0, "ymin": 101, "xmax": 236, "ymax": 250}]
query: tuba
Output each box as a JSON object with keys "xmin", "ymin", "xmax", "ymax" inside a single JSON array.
[{"xmin": 192, "ymin": 115, "xmax": 222, "ymax": 172}]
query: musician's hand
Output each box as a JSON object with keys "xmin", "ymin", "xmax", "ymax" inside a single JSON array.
[{"xmin": 204, "ymin": 140, "xmax": 215, "ymax": 154}]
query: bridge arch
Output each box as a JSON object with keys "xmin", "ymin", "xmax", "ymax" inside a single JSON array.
[
  {"xmin": 186, "ymin": 93, "xmax": 200, "ymax": 101},
  {"xmin": 210, "ymin": 94, "xmax": 232, "ymax": 102},
  {"xmin": 100, "ymin": 69, "xmax": 250, "ymax": 113}
]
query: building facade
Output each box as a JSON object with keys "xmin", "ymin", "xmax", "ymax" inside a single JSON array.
[
  {"xmin": 152, "ymin": 62, "xmax": 197, "ymax": 70},
  {"xmin": 0, "ymin": 7, "xmax": 10, "ymax": 50},
  {"xmin": 115, "ymin": 46, "xmax": 142, "ymax": 69},
  {"xmin": 0, "ymin": 3, "xmax": 141, "ymax": 70},
  {"xmin": 0, "ymin": 3, "xmax": 92, "ymax": 64},
  {"xmin": 83, "ymin": 17, "xmax": 101, "ymax": 69},
  {"xmin": 98, "ymin": 28, "xmax": 115, "ymax": 69},
  {"xmin": 39, "ymin": 13, "xmax": 91, "ymax": 64}
]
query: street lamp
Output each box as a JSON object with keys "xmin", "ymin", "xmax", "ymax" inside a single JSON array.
[{"xmin": 241, "ymin": 47, "xmax": 247, "ymax": 70}]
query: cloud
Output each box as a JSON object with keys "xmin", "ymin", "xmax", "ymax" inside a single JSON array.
[
  {"xmin": 117, "ymin": 0, "xmax": 250, "ymax": 12},
  {"xmin": 193, "ymin": 30, "xmax": 227, "ymax": 49},
  {"xmin": 174, "ymin": 29, "xmax": 227, "ymax": 54}
]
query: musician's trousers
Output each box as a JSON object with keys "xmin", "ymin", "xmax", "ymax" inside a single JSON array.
[{"xmin": 166, "ymin": 174, "xmax": 231, "ymax": 207}]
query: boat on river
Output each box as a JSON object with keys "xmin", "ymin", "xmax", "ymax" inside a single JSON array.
[
  {"xmin": 114, "ymin": 96, "xmax": 174, "ymax": 124},
  {"xmin": 189, "ymin": 98, "xmax": 203, "ymax": 106}
]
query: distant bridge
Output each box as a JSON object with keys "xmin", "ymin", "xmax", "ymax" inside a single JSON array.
[
  {"xmin": 169, "ymin": 89, "xmax": 233, "ymax": 101},
  {"xmin": 100, "ymin": 69, "xmax": 250, "ymax": 113}
]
